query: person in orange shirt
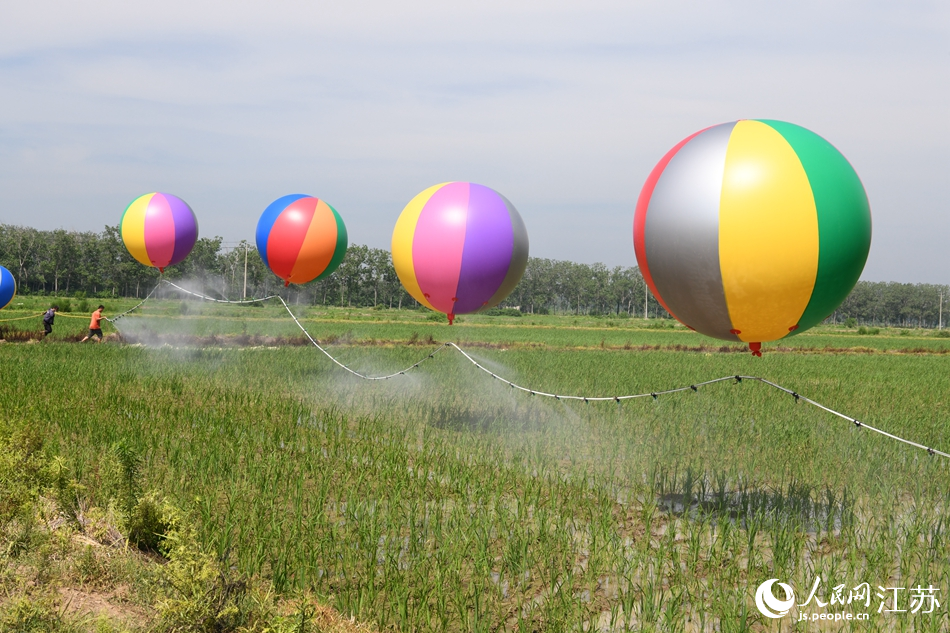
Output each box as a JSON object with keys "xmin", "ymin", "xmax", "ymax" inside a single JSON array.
[{"xmin": 81, "ymin": 305, "xmax": 105, "ymax": 343}]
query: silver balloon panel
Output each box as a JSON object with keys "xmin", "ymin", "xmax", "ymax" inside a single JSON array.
[{"xmin": 643, "ymin": 122, "xmax": 740, "ymax": 341}]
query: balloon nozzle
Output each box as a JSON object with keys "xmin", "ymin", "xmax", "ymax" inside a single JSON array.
[
  {"xmin": 447, "ymin": 312, "xmax": 455, "ymax": 325},
  {"xmin": 749, "ymin": 342, "xmax": 762, "ymax": 357},
  {"xmin": 284, "ymin": 280, "xmax": 290, "ymax": 288},
  {"xmin": 158, "ymin": 267, "xmax": 164, "ymax": 273}
]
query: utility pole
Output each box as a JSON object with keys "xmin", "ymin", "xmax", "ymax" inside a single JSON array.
[
  {"xmin": 242, "ymin": 244, "xmax": 248, "ymax": 300},
  {"xmin": 940, "ymin": 292, "xmax": 944, "ymax": 330},
  {"xmin": 644, "ymin": 284, "xmax": 649, "ymax": 319}
]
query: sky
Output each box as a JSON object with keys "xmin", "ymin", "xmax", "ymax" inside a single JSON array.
[{"xmin": 1, "ymin": 1, "xmax": 947, "ymax": 283}]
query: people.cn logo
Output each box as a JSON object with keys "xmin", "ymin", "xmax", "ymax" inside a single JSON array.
[{"xmin": 755, "ymin": 579, "xmax": 795, "ymax": 618}]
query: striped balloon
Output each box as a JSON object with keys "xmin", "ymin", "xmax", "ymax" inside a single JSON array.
[
  {"xmin": 256, "ymin": 195, "xmax": 348, "ymax": 287},
  {"xmin": 634, "ymin": 120, "xmax": 871, "ymax": 355},
  {"xmin": 0, "ymin": 266, "xmax": 15, "ymax": 310},
  {"xmin": 392, "ymin": 182, "xmax": 529, "ymax": 324},
  {"xmin": 120, "ymin": 193, "xmax": 199, "ymax": 272}
]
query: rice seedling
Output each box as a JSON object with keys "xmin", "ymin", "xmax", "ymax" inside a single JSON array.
[{"xmin": 2, "ymin": 312, "xmax": 949, "ymax": 629}]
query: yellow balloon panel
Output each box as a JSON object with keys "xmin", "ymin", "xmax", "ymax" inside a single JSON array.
[
  {"xmin": 121, "ymin": 194, "xmax": 154, "ymax": 268},
  {"xmin": 719, "ymin": 120, "xmax": 819, "ymax": 342},
  {"xmin": 391, "ymin": 183, "xmax": 447, "ymax": 311}
]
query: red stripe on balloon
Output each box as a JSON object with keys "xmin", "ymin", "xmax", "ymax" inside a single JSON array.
[
  {"xmin": 633, "ymin": 128, "xmax": 708, "ymax": 318},
  {"xmin": 266, "ymin": 197, "xmax": 318, "ymax": 282}
]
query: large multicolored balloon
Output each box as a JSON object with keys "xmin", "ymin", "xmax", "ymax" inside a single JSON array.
[
  {"xmin": 634, "ymin": 120, "xmax": 871, "ymax": 355},
  {"xmin": 392, "ymin": 182, "xmax": 529, "ymax": 324},
  {"xmin": 256, "ymin": 195, "xmax": 348, "ymax": 287},
  {"xmin": 0, "ymin": 266, "xmax": 15, "ymax": 310},
  {"xmin": 120, "ymin": 193, "xmax": 199, "ymax": 272}
]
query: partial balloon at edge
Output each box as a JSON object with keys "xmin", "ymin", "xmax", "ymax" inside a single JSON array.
[
  {"xmin": 0, "ymin": 266, "xmax": 16, "ymax": 310},
  {"xmin": 391, "ymin": 182, "xmax": 529, "ymax": 324}
]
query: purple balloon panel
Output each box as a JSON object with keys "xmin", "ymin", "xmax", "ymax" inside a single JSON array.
[
  {"xmin": 413, "ymin": 182, "xmax": 470, "ymax": 315},
  {"xmin": 169, "ymin": 194, "xmax": 199, "ymax": 266},
  {"xmin": 483, "ymin": 193, "xmax": 529, "ymax": 309},
  {"xmin": 454, "ymin": 184, "xmax": 514, "ymax": 314}
]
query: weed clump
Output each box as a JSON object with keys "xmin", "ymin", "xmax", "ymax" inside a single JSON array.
[
  {"xmin": 0, "ymin": 421, "xmax": 371, "ymax": 632},
  {"xmin": 645, "ymin": 318, "xmax": 677, "ymax": 329},
  {"xmin": 0, "ymin": 594, "xmax": 67, "ymax": 633},
  {"xmin": 482, "ymin": 307, "xmax": 523, "ymax": 317},
  {"xmin": 0, "ymin": 420, "xmax": 74, "ymax": 530},
  {"xmin": 98, "ymin": 441, "xmax": 176, "ymax": 554}
]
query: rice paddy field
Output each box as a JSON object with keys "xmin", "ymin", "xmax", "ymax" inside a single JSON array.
[{"xmin": 3, "ymin": 297, "xmax": 950, "ymax": 631}]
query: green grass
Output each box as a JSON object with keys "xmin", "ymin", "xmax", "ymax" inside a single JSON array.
[
  {"xmin": 2, "ymin": 304, "xmax": 950, "ymax": 630},
  {"xmin": 4, "ymin": 297, "xmax": 950, "ymax": 353}
]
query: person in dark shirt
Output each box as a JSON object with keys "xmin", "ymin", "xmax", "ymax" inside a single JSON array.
[{"xmin": 42, "ymin": 305, "xmax": 58, "ymax": 337}]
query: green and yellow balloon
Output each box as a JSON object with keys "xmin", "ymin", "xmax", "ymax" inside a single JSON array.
[{"xmin": 634, "ymin": 120, "xmax": 872, "ymax": 355}]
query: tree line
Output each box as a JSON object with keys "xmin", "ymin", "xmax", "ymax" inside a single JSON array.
[{"xmin": 1, "ymin": 224, "xmax": 947, "ymax": 327}]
